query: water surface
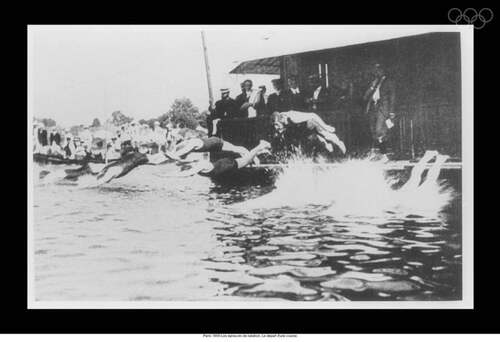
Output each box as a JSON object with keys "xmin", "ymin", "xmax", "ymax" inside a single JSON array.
[{"xmin": 33, "ymin": 159, "xmax": 462, "ymax": 302}]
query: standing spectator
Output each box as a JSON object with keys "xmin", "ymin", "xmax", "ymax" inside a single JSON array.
[
  {"xmin": 363, "ymin": 62, "xmax": 396, "ymax": 153},
  {"xmin": 79, "ymin": 126, "xmax": 93, "ymax": 148},
  {"xmin": 48, "ymin": 129, "xmax": 63, "ymax": 156},
  {"xmin": 234, "ymin": 82, "xmax": 247, "ymax": 117},
  {"xmin": 120, "ymin": 123, "xmax": 134, "ymax": 154},
  {"xmin": 33, "ymin": 123, "xmax": 40, "ymax": 152},
  {"xmin": 63, "ymin": 134, "xmax": 76, "ymax": 159},
  {"xmin": 207, "ymin": 88, "xmax": 237, "ymax": 136},
  {"xmin": 305, "ymin": 74, "xmax": 329, "ymax": 112},
  {"xmin": 74, "ymin": 138, "xmax": 88, "ymax": 160},
  {"xmin": 267, "ymin": 78, "xmax": 292, "ymax": 115},
  {"xmin": 235, "ymin": 79, "xmax": 262, "ymax": 118},
  {"xmin": 255, "ymin": 86, "xmax": 268, "ymax": 117},
  {"xmin": 38, "ymin": 124, "xmax": 48, "ymax": 149},
  {"xmin": 285, "ymin": 75, "xmax": 307, "ymax": 111}
]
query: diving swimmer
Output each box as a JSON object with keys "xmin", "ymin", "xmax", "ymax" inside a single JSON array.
[
  {"xmin": 39, "ymin": 148, "xmax": 172, "ymax": 187},
  {"xmin": 165, "ymin": 136, "xmax": 261, "ymax": 165},
  {"xmin": 272, "ymin": 110, "xmax": 346, "ymax": 154},
  {"xmin": 162, "ymin": 140, "xmax": 271, "ymax": 178}
]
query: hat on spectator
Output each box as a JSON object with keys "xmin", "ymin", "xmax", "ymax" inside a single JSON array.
[
  {"xmin": 220, "ymin": 88, "xmax": 230, "ymax": 94},
  {"xmin": 271, "ymin": 78, "xmax": 283, "ymax": 88}
]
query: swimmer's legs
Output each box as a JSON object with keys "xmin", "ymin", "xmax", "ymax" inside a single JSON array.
[
  {"xmin": 222, "ymin": 141, "xmax": 260, "ymax": 165},
  {"xmin": 420, "ymin": 154, "xmax": 449, "ymax": 189},
  {"xmin": 400, "ymin": 150, "xmax": 438, "ymax": 191},
  {"xmin": 316, "ymin": 134, "xmax": 334, "ymax": 153},
  {"xmin": 235, "ymin": 140, "xmax": 271, "ymax": 169},
  {"xmin": 310, "ymin": 113, "xmax": 336, "ymax": 133},
  {"xmin": 318, "ymin": 130, "xmax": 346, "ymax": 154}
]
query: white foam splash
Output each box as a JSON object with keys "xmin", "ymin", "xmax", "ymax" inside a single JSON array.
[{"xmin": 238, "ymin": 155, "xmax": 455, "ymax": 219}]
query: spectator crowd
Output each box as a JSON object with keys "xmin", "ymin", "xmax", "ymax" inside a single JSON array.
[{"xmin": 33, "ymin": 119, "xmax": 194, "ymax": 162}]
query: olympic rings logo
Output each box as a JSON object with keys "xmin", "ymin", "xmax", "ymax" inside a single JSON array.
[{"xmin": 448, "ymin": 8, "xmax": 494, "ymax": 29}]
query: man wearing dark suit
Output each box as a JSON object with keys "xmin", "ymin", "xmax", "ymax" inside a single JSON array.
[
  {"xmin": 363, "ymin": 63, "xmax": 396, "ymax": 153},
  {"xmin": 38, "ymin": 126, "xmax": 48, "ymax": 146},
  {"xmin": 234, "ymin": 79, "xmax": 254, "ymax": 118},
  {"xmin": 234, "ymin": 81, "xmax": 247, "ymax": 115},
  {"xmin": 304, "ymin": 74, "xmax": 330, "ymax": 112},
  {"xmin": 207, "ymin": 88, "xmax": 237, "ymax": 137},
  {"xmin": 267, "ymin": 78, "xmax": 292, "ymax": 115},
  {"xmin": 284, "ymin": 75, "xmax": 307, "ymax": 111}
]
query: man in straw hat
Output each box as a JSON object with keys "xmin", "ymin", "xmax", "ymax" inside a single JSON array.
[{"xmin": 207, "ymin": 87, "xmax": 237, "ymax": 136}]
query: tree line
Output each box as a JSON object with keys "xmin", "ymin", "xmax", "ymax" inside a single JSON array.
[{"xmin": 35, "ymin": 97, "xmax": 209, "ymax": 133}]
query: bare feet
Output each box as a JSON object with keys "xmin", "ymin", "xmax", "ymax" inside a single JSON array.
[
  {"xmin": 258, "ymin": 140, "xmax": 271, "ymax": 150},
  {"xmin": 421, "ymin": 150, "xmax": 438, "ymax": 163},
  {"xmin": 336, "ymin": 140, "xmax": 347, "ymax": 154},
  {"xmin": 316, "ymin": 135, "xmax": 333, "ymax": 152},
  {"xmin": 435, "ymin": 154, "xmax": 450, "ymax": 165}
]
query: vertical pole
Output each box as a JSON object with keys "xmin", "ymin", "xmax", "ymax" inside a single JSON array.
[
  {"xmin": 325, "ymin": 64, "xmax": 329, "ymax": 88},
  {"xmin": 201, "ymin": 31, "xmax": 214, "ymax": 110},
  {"xmin": 104, "ymin": 135, "xmax": 108, "ymax": 164},
  {"xmin": 399, "ymin": 116, "xmax": 403, "ymax": 155},
  {"xmin": 410, "ymin": 119, "xmax": 415, "ymax": 160}
]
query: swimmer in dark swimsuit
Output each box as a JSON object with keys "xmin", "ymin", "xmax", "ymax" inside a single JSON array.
[
  {"xmin": 40, "ymin": 149, "xmax": 172, "ymax": 187},
  {"xmin": 165, "ymin": 136, "xmax": 260, "ymax": 165},
  {"xmin": 162, "ymin": 140, "xmax": 271, "ymax": 179},
  {"xmin": 272, "ymin": 111, "xmax": 346, "ymax": 154}
]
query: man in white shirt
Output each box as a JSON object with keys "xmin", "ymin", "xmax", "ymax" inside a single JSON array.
[
  {"xmin": 79, "ymin": 127, "xmax": 93, "ymax": 148},
  {"xmin": 305, "ymin": 75, "xmax": 328, "ymax": 112},
  {"xmin": 236, "ymin": 79, "xmax": 263, "ymax": 118}
]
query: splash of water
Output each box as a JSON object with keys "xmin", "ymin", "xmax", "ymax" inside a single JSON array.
[{"xmin": 237, "ymin": 154, "xmax": 455, "ymax": 219}]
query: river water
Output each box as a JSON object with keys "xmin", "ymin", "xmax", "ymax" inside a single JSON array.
[{"xmin": 32, "ymin": 157, "xmax": 462, "ymax": 302}]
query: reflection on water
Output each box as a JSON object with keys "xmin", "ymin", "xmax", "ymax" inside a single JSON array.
[{"xmin": 33, "ymin": 158, "xmax": 461, "ymax": 302}]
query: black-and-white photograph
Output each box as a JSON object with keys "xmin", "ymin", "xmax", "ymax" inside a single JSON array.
[{"xmin": 28, "ymin": 25, "xmax": 473, "ymax": 308}]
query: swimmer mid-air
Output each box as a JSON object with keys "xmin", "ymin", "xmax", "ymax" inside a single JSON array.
[
  {"xmin": 161, "ymin": 140, "xmax": 272, "ymax": 178},
  {"xmin": 39, "ymin": 138, "xmax": 269, "ymax": 186},
  {"xmin": 39, "ymin": 148, "xmax": 173, "ymax": 187},
  {"xmin": 273, "ymin": 110, "xmax": 347, "ymax": 154},
  {"xmin": 165, "ymin": 136, "xmax": 261, "ymax": 165}
]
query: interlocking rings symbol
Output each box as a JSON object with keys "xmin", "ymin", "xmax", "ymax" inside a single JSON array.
[{"xmin": 448, "ymin": 8, "xmax": 494, "ymax": 29}]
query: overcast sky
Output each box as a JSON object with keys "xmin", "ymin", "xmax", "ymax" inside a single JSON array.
[{"xmin": 29, "ymin": 25, "xmax": 439, "ymax": 127}]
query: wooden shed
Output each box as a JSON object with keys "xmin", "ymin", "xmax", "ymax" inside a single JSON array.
[{"xmin": 230, "ymin": 32, "xmax": 462, "ymax": 158}]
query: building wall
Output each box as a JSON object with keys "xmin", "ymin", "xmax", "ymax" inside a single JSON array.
[{"xmin": 280, "ymin": 32, "xmax": 461, "ymax": 158}]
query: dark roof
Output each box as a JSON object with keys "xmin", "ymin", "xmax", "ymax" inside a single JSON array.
[
  {"xmin": 229, "ymin": 32, "xmax": 451, "ymax": 75},
  {"xmin": 229, "ymin": 56, "xmax": 281, "ymax": 75}
]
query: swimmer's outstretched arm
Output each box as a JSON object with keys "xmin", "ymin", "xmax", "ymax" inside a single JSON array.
[
  {"xmin": 145, "ymin": 153, "xmax": 170, "ymax": 165},
  {"xmin": 166, "ymin": 139, "xmax": 204, "ymax": 160}
]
